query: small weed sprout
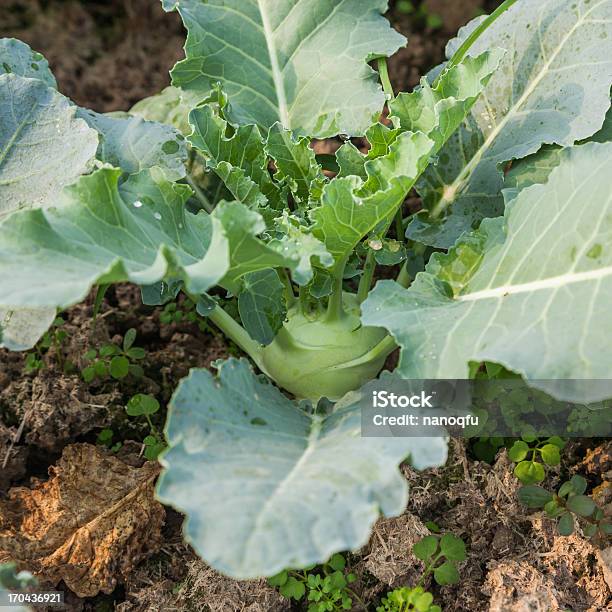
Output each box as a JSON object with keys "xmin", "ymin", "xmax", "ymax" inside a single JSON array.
[
  {"xmin": 377, "ymin": 531, "xmax": 466, "ymax": 611},
  {"xmin": 518, "ymin": 475, "xmax": 612, "ymax": 541},
  {"xmin": 268, "ymin": 553, "xmax": 359, "ymax": 611},
  {"xmin": 96, "ymin": 428, "xmax": 122, "ymax": 453},
  {"xmin": 125, "ymin": 393, "xmax": 166, "ymax": 460},
  {"xmin": 160, "ymin": 297, "xmax": 208, "ymax": 332},
  {"xmin": 508, "ymin": 436, "xmax": 565, "ymax": 484},
  {"xmin": 24, "ymin": 316, "xmax": 69, "ymax": 373},
  {"xmin": 82, "ymin": 328, "xmax": 146, "ymax": 382}
]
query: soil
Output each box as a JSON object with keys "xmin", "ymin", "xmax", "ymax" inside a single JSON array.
[{"xmin": 1, "ymin": 1, "xmax": 610, "ymax": 611}]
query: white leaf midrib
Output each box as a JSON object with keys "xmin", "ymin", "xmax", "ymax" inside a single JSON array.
[
  {"xmin": 457, "ymin": 265, "xmax": 612, "ymax": 302},
  {"xmin": 257, "ymin": 0, "xmax": 290, "ymax": 128}
]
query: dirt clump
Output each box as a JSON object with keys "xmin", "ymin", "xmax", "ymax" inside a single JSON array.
[{"xmin": 0, "ymin": 443, "xmax": 164, "ymax": 598}]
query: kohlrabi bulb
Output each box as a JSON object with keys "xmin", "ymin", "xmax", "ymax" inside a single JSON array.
[{"xmin": 261, "ymin": 293, "xmax": 393, "ymax": 401}]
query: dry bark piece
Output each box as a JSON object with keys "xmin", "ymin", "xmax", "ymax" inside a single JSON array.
[{"xmin": 0, "ymin": 443, "xmax": 164, "ymax": 598}]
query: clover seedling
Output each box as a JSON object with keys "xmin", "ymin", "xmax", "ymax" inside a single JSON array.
[
  {"xmin": 377, "ymin": 532, "xmax": 466, "ymax": 611},
  {"xmin": 125, "ymin": 393, "xmax": 166, "ymax": 460},
  {"xmin": 377, "ymin": 586, "xmax": 441, "ymax": 612},
  {"xmin": 268, "ymin": 553, "xmax": 359, "ymax": 612},
  {"xmin": 508, "ymin": 436, "xmax": 565, "ymax": 485},
  {"xmin": 82, "ymin": 328, "xmax": 146, "ymax": 382},
  {"xmin": 519, "ymin": 475, "xmax": 612, "ymax": 541},
  {"xmin": 96, "ymin": 428, "xmax": 122, "ymax": 453},
  {"xmin": 412, "ymin": 533, "xmax": 466, "ymax": 586}
]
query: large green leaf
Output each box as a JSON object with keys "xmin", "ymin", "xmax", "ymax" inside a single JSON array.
[
  {"xmin": 157, "ymin": 358, "xmax": 447, "ymax": 578},
  {"xmin": 0, "ymin": 74, "xmax": 98, "ymax": 219},
  {"xmin": 311, "ymin": 131, "xmax": 434, "ymax": 268},
  {"xmin": 411, "ymin": 0, "xmax": 612, "ymax": 248},
  {"xmin": 0, "ymin": 308, "xmax": 56, "ymax": 351},
  {"xmin": 363, "ymin": 142, "xmax": 612, "ymax": 403},
  {"xmin": 0, "ymin": 168, "xmax": 228, "ymax": 310},
  {"xmin": 76, "ymin": 109, "xmax": 188, "ymax": 181},
  {"xmin": 0, "ymin": 38, "xmax": 56, "ymax": 87},
  {"xmin": 166, "ymin": 0, "xmax": 406, "ymax": 138}
]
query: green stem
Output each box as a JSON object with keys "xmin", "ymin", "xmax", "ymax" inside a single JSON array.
[
  {"xmin": 325, "ymin": 259, "xmax": 348, "ymax": 322},
  {"xmin": 396, "ymin": 262, "xmax": 411, "ymax": 288},
  {"xmin": 357, "ymin": 251, "xmax": 376, "ymax": 303},
  {"xmin": 377, "ymin": 57, "xmax": 395, "ymax": 100},
  {"xmin": 185, "ymin": 174, "xmax": 214, "ymax": 214},
  {"xmin": 394, "ymin": 207, "xmax": 404, "ymax": 240},
  {"xmin": 418, "ymin": 552, "xmax": 443, "ymax": 586},
  {"xmin": 333, "ymin": 334, "xmax": 396, "ymax": 371},
  {"xmin": 278, "ymin": 269, "xmax": 297, "ymax": 307},
  {"xmin": 436, "ymin": 0, "xmax": 520, "ymax": 85},
  {"xmin": 207, "ymin": 305, "xmax": 267, "ymax": 372}
]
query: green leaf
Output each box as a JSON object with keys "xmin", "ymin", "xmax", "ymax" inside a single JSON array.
[
  {"xmin": 0, "ymin": 74, "xmax": 98, "ymax": 219},
  {"xmin": 413, "ymin": 0, "xmax": 612, "ymax": 247},
  {"xmin": 412, "ymin": 535, "xmax": 438, "ymax": 561},
  {"xmin": 540, "ymin": 444, "xmax": 561, "ymax": 467},
  {"xmin": 433, "ymin": 560, "xmax": 459, "ymax": 586},
  {"xmin": 238, "ymin": 269, "xmax": 287, "ymax": 345},
  {"xmin": 166, "ymin": 0, "xmax": 406, "ymax": 138},
  {"xmin": 514, "ymin": 461, "xmax": 545, "ymax": 485},
  {"xmin": 439, "ymin": 533, "xmax": 466, "ymax": 561},
  {"xmin": 123, "ymin": 328, "xmax": 137, "ymax": 351},
  {"xmin": 157, "ymin": 358, "xmax": 447, "ymax": 578},
  {"xmin": 131, "ymin": 86, "xmax": 201, "ymax": 135},
  {"xmin": 110, "ymin": 356, "xmax": 130, "ymax": 379},
  {"xmin": 328, "ymin": 553, "xmax": 346, "ymax": 572},
  {"xmin": 280, "ymin": 576, "xmax": 306, "ymax": 600},
  {"xmin": 390, "ymin": 50, "xmax": 503, "ymax": 155},
  {"xmin": 214, "ymin": 203, "xmax": 327, "ymax": 291},
  {"xmin": 265, "ymin": 123, "xmax": 324, "ymax": 204},
  {"xmin": 0, "ymin": 307, "xmax": 56, "ymax": 351},
  {"xmin": 76, "ymin": 109, "xmax": 188, "ymax": 181},
  {"xmin": 126, "ymin": 394, "xmax": 160, "ymax": 417},
  {"xmin": 557, "ymin": 512, "xmax": 575, "ymax": 536},
  {"xmin": 312, "ymin": 131, "xmax": 434, "ymax": 268},
  {"xmin": 335, "ymin": 142, "xmax": 367, "ymax": 180},
  {"xmin": 363, "ymin": 143, "xmax": 612, "ymax": 403},
  {"xmin": 508, "ymin": 440, "xmax": 529, "ymax": 462},
  {"xmin": 0, "ymin": 168, "xmax": 230, "ymax": 315},
  {"xmin": 569, "ymin": 475, "xmax": 588, "ymax": 496},
  {"xmin": 517, "ymin": 485, "xmax": 553, "ymax": 508},
  {"xmin": 566, "ymin": 495, "xmax": 596, "ymax": 517},
  {"xmin": 0, "ymin": 38, "xmax": 56, "ymax": 87},
  {"xmin": 268, "ymin": 570, "xmax": 288, "ymax": 587},
  {"xmin": 189, "ymin": 104, "xmax": 283, "ymax": 209}
]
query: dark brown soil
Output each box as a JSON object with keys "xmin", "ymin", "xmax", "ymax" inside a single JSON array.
[{"xmin": 1, "ymin": 1, "xmax": 610, "ymax": 611}]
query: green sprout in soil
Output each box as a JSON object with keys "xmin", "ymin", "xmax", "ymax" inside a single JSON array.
[
  {"xmin": 125, "ymin": 393, "xmax": 166, "ymax": 460},
  {"xmin": 82, "ymin": 328, "xmax": 146, "ymax": 383},
  {"xmin": 268, "ymin": 553, "xmax": 360, "ymax": 612},
  {"xmin": 377, "ymin": 531, "xmax": 466, "ymax": 611},
  {"xmin": 24, "ymin": 316, "xmax": 69, "ymax": 373},
  {"xmin": 519, "ymin": 475, "xmax": 612, "ymax": 542}
]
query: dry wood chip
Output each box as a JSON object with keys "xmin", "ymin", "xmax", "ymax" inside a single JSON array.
[{"xmin": 0, "ymin": 443, "xmax": 164, "ymax": 597}]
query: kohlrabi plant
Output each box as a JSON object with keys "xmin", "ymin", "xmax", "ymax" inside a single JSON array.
[{"xmin": 0, "ymin": 0, "xmax": 611, "ymax": 581}]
